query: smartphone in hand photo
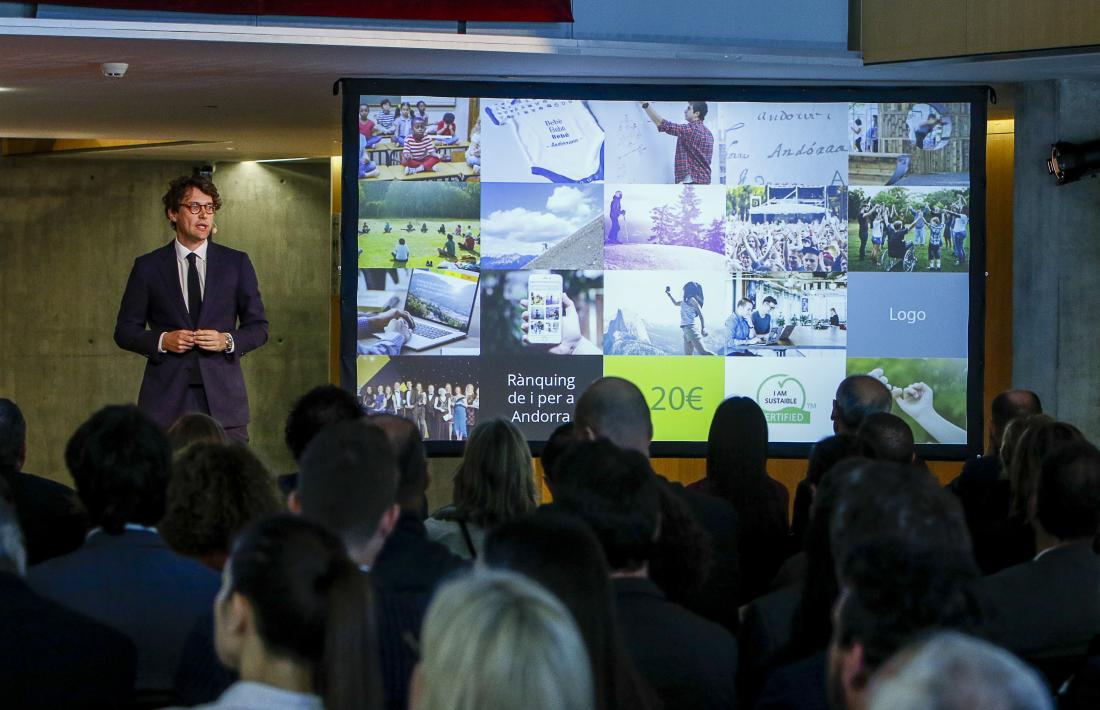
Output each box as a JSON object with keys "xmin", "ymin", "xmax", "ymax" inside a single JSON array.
[{"xmin": 527, "ymin": 272, "xmax": 563, "ymax": 345}]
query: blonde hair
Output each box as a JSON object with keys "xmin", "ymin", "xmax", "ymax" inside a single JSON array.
[
  {"xmin": 452, "ymin": 419, "xmax": 537, "ymax": 526},
  {"xmin": 416, "ymin": 570, "xmax": 593, "ymax": 710}
]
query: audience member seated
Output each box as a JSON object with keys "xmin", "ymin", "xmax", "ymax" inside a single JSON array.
[
  {"xmin": 484, "ymin": 511, "xmax": 659, "ymax": 710},
  {"xmin": 552, "ymin": 438, "xmax": 737, "ymax": 710},
  {"xmin": 978, "ymin": 442, "xmax": 1100, "ymax": 679},
  {"xmin": 412, "ymin": 569, "xmax": 594, "ymax": 710},
  {"xmin": 0, "ymin": 397, "xmax": 87, "ymax": 565},
  {"xmin": 826, "ymin": 539, "xmax": 982, "ymax": 710},
  {"xmin": 278, "ymin": 384, "xmax": 365, "ymax": 499},
  {"xmin": 857, "ymin": 412, "xmax": 916, "ymax": 465},
  {"xmin": 368, "ymin": 414, "xmax": 469, "ymax": 710},
  {"xmin": 830, "ymin": 375, "xmax": 892, "ymax": 435},
  {"xmin": 27, "ymin": 405, "xmax": 220, "ymax": 704},
  {"xmin": 425, "ymin": 418, "xmax": 537, "ymax": 559},
  {"xmin": 166, "ymin": 412, "xmax": 228, "ymax": 451},
  {"xmin": 167, "ymin": 515, "xmax": 383, "ymax": 710},
  {"xmin": 575, "ymin": 377, "xmax": 740, "ymax": 633},
  {"xmin": 538, "ymin": 420, "xmax": 576, "ymax": 483},
  {"xmin": 0, "ymin": 491, "xmax": 136, "ymax": 709},
  {"xmin": 866, "ymin": 631, "xmax": 1051, "ymax": 710},
  {"xmin": 755, "ymin": 460, "xmax": 975, "ymax": 710},
  {"xmin": 780, "ymin": 434, "xmax": 863, "ymax": 585},
  {"xmin": 950, "ymin": 389, "xmax": 1042, "ymax": 531},
  {"xmin": 160, "ymin": 442, "xmax": 284, "ymax": 571},
  {"xmin": 691, "ymin": 396, "xmax": 788, "ymax": 604},
  {"xmin": 980, "ymin": 415, "xmax": 1085, "ymax": 574}
]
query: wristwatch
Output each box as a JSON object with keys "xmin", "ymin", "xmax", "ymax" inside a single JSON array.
[{"xmin": 224, "ymin": 333, "xmax": 234, "ymax": 353}]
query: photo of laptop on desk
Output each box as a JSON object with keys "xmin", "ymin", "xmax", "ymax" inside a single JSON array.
[
  {"xmin": 762, "ymin": 323, "xmax": 796, "ymax": 344},
  {"xmin": 402, "ymin": 268, "xmax": 480, "ymax": 351}
]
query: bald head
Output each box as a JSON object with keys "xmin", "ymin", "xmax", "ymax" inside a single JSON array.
[
  {"xmin": 832, "ymin": 375, "xmax": 892, "ymax": 434},
  {"xmin": 859, "ymin": 412, "xmax": 916, "ymax": 464},
  {"xmin": 990, "ymin": 389, "xmax": 1042, "ymax": 451},
  {"xmin": 574, "ymin": 377, "xmax": 652, "ymax": 456}
]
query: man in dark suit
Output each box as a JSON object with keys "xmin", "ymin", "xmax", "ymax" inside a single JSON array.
[
  {"xmin": 0, "ymin": 398, "xmax": 87, "ymax": 565},
  {"xmin": 114, "ymin": 173, "xmax": 268, "ymax": 442},
  {"xmin": 0, "ymin": 491, "xmax": 136, "ymax": 709},
  {"xmin": 979, "ymin": 442, "xmax": 1100, "ymax": 660},
  {"xmin": 27, "ymin": 405, "xmax": 220, "ymax": 704},
  {"xmin": 574, "ymin": 376, "xmax": 741, "ymax": 633},
  {"xmin": 554, "ymin": 439, "xmax": 738, "ymax": 710}
]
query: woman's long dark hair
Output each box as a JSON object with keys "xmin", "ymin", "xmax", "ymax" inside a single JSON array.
[
  {"xmin": 228, "ymin": 515, "xmax": 382, "ymax": 710},
  {"xmin": 485, "ymin": 511, "xmax": 660, "ymax": 710},
  {"xmin": 706, "ymin": 397, "xmax": 786, "ymax": 531}
]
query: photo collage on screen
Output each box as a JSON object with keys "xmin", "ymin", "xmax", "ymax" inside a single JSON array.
[{"xmin": 353, "ymin": 94, "xmax": 973, "ymax": 445}]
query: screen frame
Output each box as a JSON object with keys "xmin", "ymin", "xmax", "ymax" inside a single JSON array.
[{"xmin": 339, "ymin": 79, "xmax": 988, "ymax": 460}]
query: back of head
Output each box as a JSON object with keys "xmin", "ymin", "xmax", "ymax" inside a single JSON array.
[
  {"xmin": 574, "ymin": 378, "xmax": 653, "ymax": 455},
  {"xmin": 166, "ymin": 412, "xmax": 228, "ymax": 451},
  {"xmin": 867, "ymin": 631, "xmax": 1052, "ymax": 710},
  {"xmin": 298, "ymin": 420, "xmax": 397, "ymax": 551},
  {"xmin": 1006, "ymin": 417, "xmax": 1085, "ymax": 517},
  {"xmin": 551, "ymin": 439, "xmax": 660, "ymax": 572},
  {"xmin": 834, "ymin": 539, "xmax": 982, "ymax": 680},
  {"xmin": 705, "ymin": 396, "xmax": 770, "ymax": 505},
  {"xmin": 858, "ymin": 412, "xmax": 916, "ymax": 464},
  {"xmin": 227, "ymin": 514, "xmax": 381, "ymax": 710},
  {"xmin": 369, "ymin": 414, "xmax": 428, "ymax": 511},
  {"xmin": 160, "ymin": 442, "xmax": 283, "ymax": 562},
  {"xmin": 833, "ymin": 375, "xmax": 892, "ymax": 434},
  {"xmin": 66, "ymin": 405, "xmax": 171, "ymax": 534},
  {"xmin": 540, "ymin": 421, "xmax": 577, "ymax": 492},
  {"xmin": 418, "ymin": 570, "xmax": 594, "ymax": 710},
  {"xmin": 1036, "ymin": 442, "xmax": 1100, "ymax": 542},
  {"xmin": 0, "ymin": 494, "xmax": 25, "ymax": 575},
  {"xmin": 829, "ymin": 460, "xmax": 972, "ymax": 577},
  {"xmin": 285, "ymin": 385, "xmax": 364, "ymax": 462},
  {"xmin": 806, "ymin": 434, "xmax": 864, "ymax": 488},
  {"xmin": 453, "ymin": 419, "xmax": 536, "ymax": 527},
  {"xmin": 990, "ymin": 389, "xmax": 1042, "ymax": 447},
  {"xmin": 0, "ymin": 398, "xmax": 26, "ymax": 475}
]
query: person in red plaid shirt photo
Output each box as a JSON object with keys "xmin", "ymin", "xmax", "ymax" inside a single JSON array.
[{"xmin": 643, "ymin": 101, "xmax": 714, "ymax": 184}]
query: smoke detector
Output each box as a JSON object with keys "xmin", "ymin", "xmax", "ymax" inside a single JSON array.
[{"xmin": 101, "ymin": 63, "xmax": 129, "ymax": 78}]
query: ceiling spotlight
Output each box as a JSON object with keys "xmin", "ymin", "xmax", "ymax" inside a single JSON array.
[
  {"xmin": 101, "ymin": 62, "xmax": 129, "ymax": 78},
  {"xmin": 1047, "ymin": 140, "xmax": 1100, "ymax": 184}
]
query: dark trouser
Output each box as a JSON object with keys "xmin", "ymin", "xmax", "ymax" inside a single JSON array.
[
  {"xmin": 183, "ymin": 385, "xmax": 248, "ymax": 443},
  {"xmin": 858, "ymin": 230, "xmax": 868, "ymax": 260}
]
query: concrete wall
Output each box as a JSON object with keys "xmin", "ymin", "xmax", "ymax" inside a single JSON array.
[
  {"xmin": 0, "ymin": 158, "xmax": 332, "ymax": 482},
  {"xmin": 1013, "ymin": 80, "xmax": 1100, "ymax": 440}
]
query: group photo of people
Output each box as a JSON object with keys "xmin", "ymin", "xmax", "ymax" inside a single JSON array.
[
  {"xmin": 724, "ymin": 185, "xmax": 849, "ymax": 274},
  {"xmin": 848, "ymin": 185, "xmax": 971, "ymax": 272},
  {"xmin": 359, "ymin": 380, "xmax": 479, "ymax": 441},
  {"xmin": 358, "ymin": 95, "xmax": 480, "ymax": 182}
]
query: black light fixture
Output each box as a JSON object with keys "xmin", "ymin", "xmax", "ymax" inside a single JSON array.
[{"xmin": 1047, "ymin": 140, "xmax": 1100, "ymax": 184}]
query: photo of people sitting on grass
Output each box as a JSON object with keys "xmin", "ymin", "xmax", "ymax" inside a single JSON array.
[
  {"xmin": 357, "ymin": 95, "xmax": 480, "ymax": 182},
  {"xmin": 724, "ymin": 185, "xmax": 848, "ymax": 274},
  {"xmin": 357, "ymin": 181, "xmax": 480, "ymax": 272},
  {"xmin": 847, "ymin": 185, "xmax": 970, "ymax": 273}
]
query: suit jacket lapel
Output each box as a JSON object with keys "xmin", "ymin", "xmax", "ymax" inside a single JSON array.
[
  {"xmin": 158, "ymin": 242, "xmax": 190, "ymax": 325},
  {"xmin": 201, "ymin": 242, "xmax": 223, "ymax": 329}
]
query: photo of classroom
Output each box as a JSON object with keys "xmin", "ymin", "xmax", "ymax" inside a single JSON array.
[
  {"xmin": 848, "ymin": 102, "xmax": 971, "ymax": 186},
  {"xmin": 726, "ymin": 271, "xmax": 847, "ymax": 357},
  {"xmin": 847, "ymin": 185, "xmax": 970, "ymax": 273},
  {"xmin": 357, "ymin": 181, "xmax": 480, "ymax": 271},
  {"xmin": 357, "ymin": 95, "xmax": 480, "ymax": 182}
]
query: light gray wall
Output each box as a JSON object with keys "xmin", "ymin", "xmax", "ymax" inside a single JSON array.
[
  {"xmin": 0, "ymin": 157, "xmax": 332, "ymax": 481},
  {"xmin": 1013, "ymin": 79, "xmax": 1100, "ymax": 440}
]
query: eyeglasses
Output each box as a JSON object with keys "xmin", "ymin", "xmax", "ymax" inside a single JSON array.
[{"xmin": 181, "ymin": 202, "xmax": 216, "ymax": 215}]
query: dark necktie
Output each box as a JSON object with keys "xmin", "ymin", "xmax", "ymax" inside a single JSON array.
[{"xmin": 186, "ymin": 252, "xmax": 202, "ymax": 328}]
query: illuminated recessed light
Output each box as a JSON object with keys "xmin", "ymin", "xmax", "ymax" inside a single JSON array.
[
  {"xmin": 225, "ymin": 147, "xmax": 236, "ymax": 151},
  {"xmin": 0, "ymin": 87, "xmax": 15, "ymax": 92},
  {"xmin": 254, "ymin": 157, "xmax": 309, "ymax": 163}
]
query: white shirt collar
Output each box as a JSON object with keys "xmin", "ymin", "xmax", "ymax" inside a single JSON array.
[{"xmin": 175, "ymin": 238, "xmax": 209, "ymax": 261}]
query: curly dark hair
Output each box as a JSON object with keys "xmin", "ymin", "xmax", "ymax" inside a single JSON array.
[
  {"xmin": 162, "ymin": 174, "xmax": 222, "ymax": 226},
  {"xmin": 160, "ymin": 442, "xmax": 283, "ymax": 561}
]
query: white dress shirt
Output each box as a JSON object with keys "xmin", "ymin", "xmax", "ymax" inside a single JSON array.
[{"xmin": 157, "ymin": 239, "xmax": 232, "ymax": 353}]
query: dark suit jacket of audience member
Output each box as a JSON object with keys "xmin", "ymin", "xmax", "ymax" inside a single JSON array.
[
  {"xmin": 658, "ymin": 477, "xmax": 742, "ymax": 633},
  {"xmin": 4, "ymin": 470, "xmax": 88, "ymax": 565},
  {"xmin": 0, "ymin": 571, "xmax": 135, "ymax": 709},
  {"xmin": 738, "ymin": 583, "xmax": 802, "ymax": 708},
  {"xmin": 373, "ymin": 511, "xmax": 469, "ymax": 710},
  {"xmin": 174, "ymin": 608, "xmax": 237, "ymax": 706},
  {"xmin": 1062, "ymin": 636, "xmax": 1100, "ymax": 710},
  {"xmin": 978, "ymin": 540, "xmax": 1100, "ymax": 659},
  {"xmin": 753, "ymin": 650, "xmax": 828, "ymax": 710},
  {"xmin": 27, "ymin": 528, "xmax": 220, "ymax": 695},
  {"xmin": 613, "ymin": 576, "xmax": 738, "ymax": 710}
]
